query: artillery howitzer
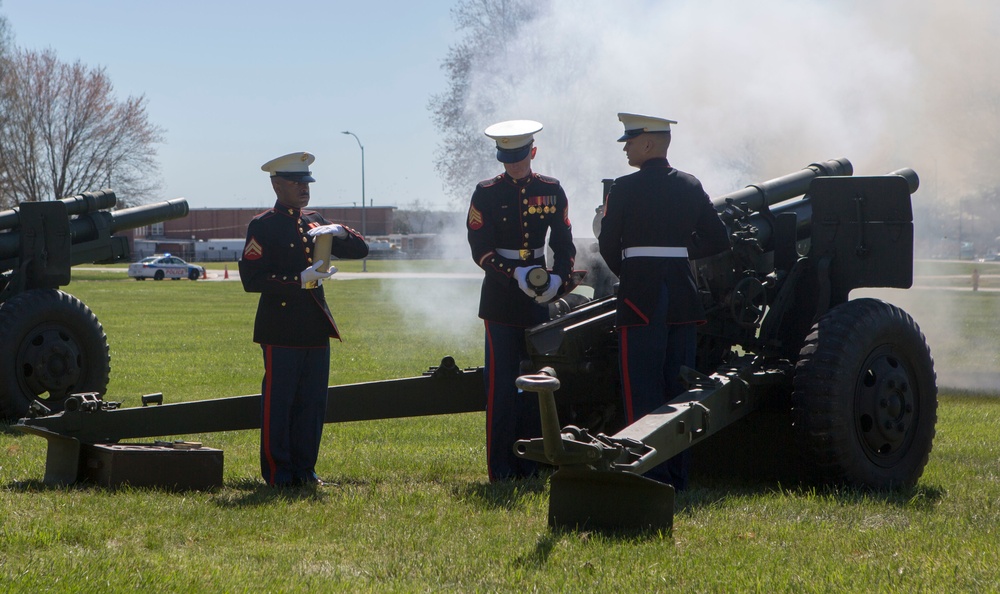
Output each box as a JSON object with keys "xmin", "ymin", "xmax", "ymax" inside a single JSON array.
[
  {"xmin": 12, "ymin": 159, "xmax": 933, "ymax": 535},
  {"xmin": 513, "ymin": 158, "xmax": 934, "ymax": 531},
  {"xmin": 0, "ymin": 190, "xmax": 190, "ymax": 420},
  {"xmin": 6, "ymin": 193, "xmax": 487, "ymax": 489}
]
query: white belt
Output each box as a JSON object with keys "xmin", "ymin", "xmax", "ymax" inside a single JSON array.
[
  {"xmin": 622, "ymin": 246, "xmax": 689, "ymax": 259},
  {"xmin": 496, "ymin": 247, "xmax": 545, "ymax": 260}
]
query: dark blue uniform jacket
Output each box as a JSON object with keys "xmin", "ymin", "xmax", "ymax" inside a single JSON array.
[
  {"xmin": 598, "ymin": 158, "xmax": 730, "ymax": 327},
  {"xmin": 239, "ymin": 202, "xmax": 368, "ymax": 346},
  {"xmin": 467, "ymin": 172, "xmax": 576, "ymax": 327}
]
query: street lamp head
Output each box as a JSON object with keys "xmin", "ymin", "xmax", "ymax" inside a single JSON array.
[{"xmin": 342, "ymin": 130, "xmax": 363, "ymax": 150}]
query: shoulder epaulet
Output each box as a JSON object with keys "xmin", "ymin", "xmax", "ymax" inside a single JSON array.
[
  {"xmin": 533, "ymin": 173, "xmax": 561, "ymax": 186},
  {"xmin": 479, "ymin": 174, "xmax": 504, "ymax": 188},
  {"xmin": 252, "ymin": 208, "xmax": 276, "ymax": 221}
]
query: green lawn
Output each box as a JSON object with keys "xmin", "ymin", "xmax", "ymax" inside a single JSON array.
[{"xmin": 2, "ymin": 267, "xmax": 999, "ymax": 592}]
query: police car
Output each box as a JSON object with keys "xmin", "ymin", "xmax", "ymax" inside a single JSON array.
[{"xmin": 127, "ymin": 254, "xmax": 205, "ymax": 281}]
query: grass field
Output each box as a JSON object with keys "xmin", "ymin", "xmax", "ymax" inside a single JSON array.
[{"xmin": 2, "ymin": 263, "xmax": 999, "ymax": 592}]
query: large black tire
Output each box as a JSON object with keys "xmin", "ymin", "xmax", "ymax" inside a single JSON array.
[
  {"xmin": 154, "ymin": 270, "xmax": 165, "ymax": 280},
  {"xmin": 0, "ymin": 289, "xmax": 111, "ymax": 421},
  {"xmin": 792, "ymin": 298, "xmax": 936, "ymax": 489},
  {"xmin": 188, "ymin": 268, "xmax": 201, "ymax": 280}
]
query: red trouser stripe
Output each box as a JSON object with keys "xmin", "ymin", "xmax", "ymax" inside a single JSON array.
[
  {"xmin": 261, "ymin": 345, "xmax": 278, "ymax": 484},
  {"xmin": 484, "ymin": 321, "xmax": 496, "ymax": 481}
]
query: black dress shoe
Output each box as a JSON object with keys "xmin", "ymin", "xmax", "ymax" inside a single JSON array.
[{"xmin": 291, "ymin": 476, "xmax": 328, "ymax": 487}]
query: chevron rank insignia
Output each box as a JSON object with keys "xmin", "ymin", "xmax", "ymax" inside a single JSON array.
[
  {"xmin": 468, "ymin": 205, "xmax": 484, "ymax": 230},
  {"xmin": 243, "ymin": 237, "xmax": 263, "ymax": 260}
]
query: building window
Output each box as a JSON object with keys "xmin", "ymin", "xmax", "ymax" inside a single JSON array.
[{"xmin": 151, "ymin": 222, "xmax": 164, "ymax": 236}]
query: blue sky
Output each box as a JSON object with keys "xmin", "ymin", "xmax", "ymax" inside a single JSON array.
[
  {"xmin": 3, "ymin": 0, "xmax": 461, "ymax": 209},
  {"xmin": 5, "ymin": 0, "xmax": 999, "ymax": 220}
]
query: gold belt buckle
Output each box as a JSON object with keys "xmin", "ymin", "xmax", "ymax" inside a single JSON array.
[{"xmin": 519, "ymin": 249, "xmax": 531, "ymax": 260}]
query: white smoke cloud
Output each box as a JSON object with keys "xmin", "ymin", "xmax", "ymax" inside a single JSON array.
[
  {"xmin": 395, "ymin": 0, "xmax": 1000, "ymax": 390},
  {"xmin": 458, "ymin": 0, "xmax": 1000, "ymax": 224}
]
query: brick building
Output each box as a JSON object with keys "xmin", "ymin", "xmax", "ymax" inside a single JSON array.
[{"xmin": 131, "ymin": 205, "xmax": 395, "ymax": 261}]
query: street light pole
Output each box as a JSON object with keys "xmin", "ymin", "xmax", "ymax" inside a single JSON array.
[{"xmin": 341, "ymin": 130, "xmax": 367, "ymax": 272}]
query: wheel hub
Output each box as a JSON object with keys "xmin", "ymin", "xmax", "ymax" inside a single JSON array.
[
  {"xmin": 19, "ymin": 328, "xmax": 83, "ymax": 397},
  {"xmin": 857, "ymin": 352, "xmax": 915, "ymax": 461}
]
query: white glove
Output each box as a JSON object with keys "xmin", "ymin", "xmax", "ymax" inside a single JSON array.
[
  {"xmin": 307, "ymin": 224, "xmax": 348, "ymax": 239},
  {"xmin": 535, "ymin": 275, "xmax": 561, "ymax": 303},
  {"xmin": 513, "ymin": 266, "xmax": 541, "ymax": 298},
  {"xmin": 301, "ymin": 260, "xmax": 336, "ymax": 288}
]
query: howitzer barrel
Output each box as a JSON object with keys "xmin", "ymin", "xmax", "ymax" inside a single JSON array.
[
  {"xmin": 713, "ymin": 158, "xmax": 853, "ymax": 215},
  {"xmin": 0, "ymin": 189, "xmax": 118, "ymax": 232},
  {"xmin": 716, "ymin": 161, "xmax": 919, "ymax": 248},
  {"xmin": 760, "ymin": 166, "xmax": 920, "ymax": 245},
  {"xmin": 108, "ymin": 198, "xmax": 189, "ymax": 236},
  {"xmin": 66, "ymin": 198, "xmax": 189, "ymax": 247},
  {"xmin": 0, "ymin": 198, "xmax": 189, "ymax": 262},
  {"xmin": 886, "ymin": 168, "xmax": 920, "ymax": 194}
]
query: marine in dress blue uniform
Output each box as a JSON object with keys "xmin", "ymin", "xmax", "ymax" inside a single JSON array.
[
  {"xmin": 239, "ymin": 151, "xmax": 368, "ymax": 487},
  {"xmin": 467, "ymin": 120, "xmax": 576, "ymax": 481},
  {"xmin": 598, "ymin": 114, "xmax": 730, "ymax": 489}
]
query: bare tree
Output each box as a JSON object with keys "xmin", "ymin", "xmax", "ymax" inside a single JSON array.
[
  {"xmin": 395, "ymin": 199, "xmax": 450, "ymax": 234},
  {"xmin": 0, "ymin": 6, "xmax": 13, "ymax": 203},
  {"xmin": 0, "ymin": 48, "xmax": 164, "ymax": 208},
  {"xmin": 0, "ymin": 3, "xmax": 10, "ymax": 52},
  {"xmin": 428, "ymin": 0, "xmax": 542, "ymax": 209}
]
